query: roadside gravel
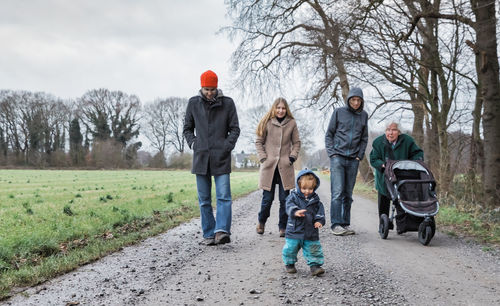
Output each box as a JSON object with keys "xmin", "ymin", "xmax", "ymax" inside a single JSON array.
[{"xmin": 4, "ymin": 181, "xmax": 499, "ymax": 305}]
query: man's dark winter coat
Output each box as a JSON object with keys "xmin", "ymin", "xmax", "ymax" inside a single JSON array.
[
  {"xmin": 325, "ymin": 87, "xmax": 369, "ymax": 160},
  {"xmin": 183, "ymin": 90, "xmax": 240, "ymax": 175}
]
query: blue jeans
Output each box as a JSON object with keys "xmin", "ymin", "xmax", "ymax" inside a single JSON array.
[
  {"xmin": 258, "ymin": 168, "xmax": 289, "ymax": 229},
  {"xmin": 196, "ymin": 174, "xmax": 232, "ymax": 238},
  {"xmin": 282, "ymin": 238, "xmax": 324, "ymax": 266},
  {"xmin": 330, "ymin": 155, "xmax": 360, "ymax": 228}
]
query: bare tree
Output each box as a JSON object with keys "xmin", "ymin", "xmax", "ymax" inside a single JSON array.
[
  {"xmin": 79, "ymin": 88, "xmax": 141, "ymax": 147},
  {"xmin": 345, "ymin": 0, "xmax": 475, "ymax": 193},
  {"xmin": 225, "ymin": 0, "xmax": 376, "ymax": 109},
  {"xmin": 239, "ymin": 104, "xmax": 267, "ymax": 152},
  {"xmin": 401, "ymin": 0, "xmax": 500, "ymax": 207},
  {"xmin": 0, "ymin": 90, "xmax": 70, "ymax": 166},
  {"xmin": 0, "ymin": 91, "xmax": 28, "ymax": 163},
  {"xmin": 142, "ymin": 97, "xmax": 187, "ymax": 155}
]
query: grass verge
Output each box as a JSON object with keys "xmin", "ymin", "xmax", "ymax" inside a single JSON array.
[{"xmin": 0, "ymin": 169, "xmax": 259, "ymax": 300}]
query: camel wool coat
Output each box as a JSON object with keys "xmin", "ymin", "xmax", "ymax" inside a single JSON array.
[{"xmin": 255, "ymin": 117, "xmax": 301, "ymax": 191}]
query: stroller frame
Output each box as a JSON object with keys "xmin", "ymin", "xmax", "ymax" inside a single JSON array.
[{"xmin": 379, "ymin": 160, "xmax": 439, "ymax": 245}]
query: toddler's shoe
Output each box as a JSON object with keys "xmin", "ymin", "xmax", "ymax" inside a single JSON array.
[
  {"xmin": 310, "ymin": 265, "xmax": 325, "ymax": 276},
  {"xmin": 285, "ymin": 264, "xmax": 297, "ymax": 274}
]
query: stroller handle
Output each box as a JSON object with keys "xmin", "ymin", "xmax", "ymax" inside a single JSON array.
[{"xmin": 396, "ymin": 179, "xmax": 436, "ymax": 191}]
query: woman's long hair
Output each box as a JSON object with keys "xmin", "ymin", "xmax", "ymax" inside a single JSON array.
[{"xmin": 256, "ymin": 97, "xmax": 294, "ymax": 137}]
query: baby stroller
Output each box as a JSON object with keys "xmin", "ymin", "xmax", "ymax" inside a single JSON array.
[{"xmin": 378, "ymin": 159, "xmax": 439, "ymax": 245}]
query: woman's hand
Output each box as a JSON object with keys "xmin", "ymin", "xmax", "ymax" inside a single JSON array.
[
  {"xmin": 294, "ymin": 209, "xmax": 306, "ymax": 217},
  {"xmin": 289, "ymin": 156, "xmax": 296, "ymax": 165}
]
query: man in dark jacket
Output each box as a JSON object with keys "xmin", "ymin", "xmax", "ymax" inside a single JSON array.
[
  {"xmin": 369, "ymin": 122, "xmax": 423, "ymax": 229},
  {"xmin": 183, "ymin": 70, "xmax": 240, "ymax": 245},
  {"xmin": 325, "ymin": 87, "xmax": 368, "ymax": 236}
]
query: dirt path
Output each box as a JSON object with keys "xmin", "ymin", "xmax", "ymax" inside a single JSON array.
[{"xmin": 4, "ymin": 182, "xmax": 500, "ymax": 305}]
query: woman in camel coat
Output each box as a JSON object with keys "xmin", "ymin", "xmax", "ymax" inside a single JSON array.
[{"xmin": 255, "ymin": 97, "xmax": 301, "ymax": 237}]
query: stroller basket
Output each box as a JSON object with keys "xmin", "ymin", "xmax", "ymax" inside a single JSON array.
[{"xmin": 384, "ymin": 160, "xmax": 439, "ymax": 217}]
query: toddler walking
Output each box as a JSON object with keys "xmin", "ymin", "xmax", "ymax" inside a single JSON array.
[{"xmin": 282, "ymin": 169, "xmax": 325, "ymax": 276}]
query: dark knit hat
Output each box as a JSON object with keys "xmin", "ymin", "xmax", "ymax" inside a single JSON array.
[{"xmin": 200, "ymin": 70, "xmax": 218, "ymax": 88}]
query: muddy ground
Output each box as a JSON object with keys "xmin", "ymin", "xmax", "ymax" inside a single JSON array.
[{"xmin": 4, "ymin": 182, "xmax": 500, "ymax": 305}]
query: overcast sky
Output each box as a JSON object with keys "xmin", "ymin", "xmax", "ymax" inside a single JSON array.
[{"xmin": 0, "ymin": 0, "xmax": 236, "ymax": 103}]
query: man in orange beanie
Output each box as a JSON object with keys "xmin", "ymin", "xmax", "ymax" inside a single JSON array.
[{"xmin": 183, "ymin": 70, "xmax": 240, "ymax": 245}]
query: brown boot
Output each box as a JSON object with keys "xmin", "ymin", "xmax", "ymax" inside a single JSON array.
[
  {"xmin": 214, "ymin": 232, "xmax": 230, "ymax": 244},
  {"xmin": 256, "ymin": 223, "xmax": 265, "ymax": 235}
]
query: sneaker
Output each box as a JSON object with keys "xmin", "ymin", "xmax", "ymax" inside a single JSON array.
[
  {"xmin": 342, "ymin": 225, "xmax": 355, "ymax": 235},
  {"xmin": 310, "ymin": 265, "xmax": 325, "ymax": 276},
  {"xmin": 285, "ymin": 264, "xmax": 297, "ymax": 274},
  {"xmin": 200, "ymin": 237, "xmax": 216, "ymax": 246},
  {"xmin": 215, "ymin": 232, "xmax": 231, "ymax": 244},
  {"xmin": 256, "ymin": 223, "xmax": 265, "ymax": 235},
  {"xmin": 331, "ymin": 226, "xmax": 347, "ymax": 236},
  {"xmin": 279, "ymin": 229, "xmax": 286, "ymax": 237}
]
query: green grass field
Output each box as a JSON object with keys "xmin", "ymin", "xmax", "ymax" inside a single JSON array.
[{"xmin": 0, "ymin": 169, "xmax": 259, "ymax": 299}]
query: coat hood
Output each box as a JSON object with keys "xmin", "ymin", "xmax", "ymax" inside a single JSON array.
[
  {"xmin": 346, "ymin": 87, "xmax": 364, "ymax": 113},
  {"xmin": 295, "ymin": 169, "xmax": 320, "ymax": 196}
]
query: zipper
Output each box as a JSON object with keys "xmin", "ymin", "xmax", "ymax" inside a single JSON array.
[{"xmin": 348, "ymin": 113, "xmax": 354, "ymax": 156}]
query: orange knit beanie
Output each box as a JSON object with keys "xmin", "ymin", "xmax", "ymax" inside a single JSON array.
[{"xmin": 200, "ymin": 70, "xmax": 218, "ymax": 88}]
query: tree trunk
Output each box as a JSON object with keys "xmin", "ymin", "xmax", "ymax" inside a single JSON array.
[
  {"xmin": 426, "ymin": 111, "xmax": 440, "ymax": 185},
  {"xmin": 438, "ymin": 120, "xmax": 451, "ymax": 193},
  {"xmin": 411, "ymin": 97, "xmax": 425, "ymax": 147},
  {"xmin": 472, "ymin": 0, "xmax": 500, "ymax": 208},
  {"xmin": 413, "ymin": 63, "xmax": 429, "ymax": 148},
  {"xmin": 469, "ymin": 76, "xmax": 483, "ymax": 176}
]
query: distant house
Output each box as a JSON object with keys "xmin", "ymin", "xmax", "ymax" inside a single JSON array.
[{"xmin": 233, "ymin": 151, "xmax": 258, "ymax": 168}]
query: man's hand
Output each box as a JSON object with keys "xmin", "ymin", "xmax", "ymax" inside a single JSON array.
[
  {"xmin": 294, "ymin": 209, "xmax": 306, "ymax": 217},
  {"xmin": 314, "ymin": 222, "xmax": 323, "ymax": 229}
]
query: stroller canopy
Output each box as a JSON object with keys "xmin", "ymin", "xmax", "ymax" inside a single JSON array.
[{"xmin": 384, "ymin": 160, "xmax": 435, "ymax": 184}]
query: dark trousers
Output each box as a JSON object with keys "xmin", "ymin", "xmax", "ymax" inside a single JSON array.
[
  {"xmin": 258, "ymin": 167, "xmax": 289, "ymax": 230},
  {"xmin": 378, "ymin": 193, "xmax": 391, "ymax": 217}
]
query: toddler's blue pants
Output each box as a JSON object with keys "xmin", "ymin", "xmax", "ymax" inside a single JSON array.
[{"xmin": 282, "ymin": 238, "xmax": 324, "ymax": 266}]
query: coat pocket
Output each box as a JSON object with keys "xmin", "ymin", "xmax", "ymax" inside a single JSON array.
[
  {"xmin": 192, "ymin": 138, "xmax": 197, "ymax": 151},
  {"xmin": 211, "ymin": 149, "xmax": 231, "ymax": 170}
]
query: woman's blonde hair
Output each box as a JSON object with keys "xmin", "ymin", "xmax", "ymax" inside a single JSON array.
[{"xmin": 256, "ymin": 97, "xmax": 294, "ymax": 137}]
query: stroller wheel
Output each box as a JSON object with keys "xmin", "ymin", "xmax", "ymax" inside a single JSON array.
[
  {"xmin": 379, "ymin": 214, "xmax": 389, "ymax": 239},
  {"xmin": 418, "ymin": 222, "xmax": 433, "ymax": 246},
  {"xmin": 430, "ymin": 218, "xmax": 436, "ymax": 239}
]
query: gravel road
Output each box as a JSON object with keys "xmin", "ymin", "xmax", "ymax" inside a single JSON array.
[{"xmin": 4, "ymin": 181, "xmax": 500, "ymax": 305}]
